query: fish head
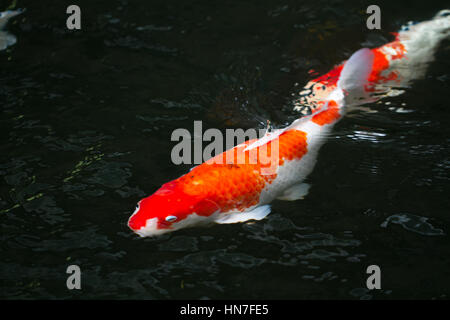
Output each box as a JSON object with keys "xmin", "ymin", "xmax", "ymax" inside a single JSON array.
[{"xmin": 127, "ymin": 181, "xmax": 219, "ymax": 237}]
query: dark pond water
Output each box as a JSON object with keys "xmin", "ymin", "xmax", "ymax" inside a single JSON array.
[{"xmin": 1, "ymin": 0, "xmax": 449, "ymax": 299}]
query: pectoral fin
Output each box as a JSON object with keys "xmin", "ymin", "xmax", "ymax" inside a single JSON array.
[
  {"xmin": 215, "ymin": 205, "xmax": 271, "ymax": 224},
  {"xmin": 277, "ymin": 183, "xmax": 310, "ymax": 201}
]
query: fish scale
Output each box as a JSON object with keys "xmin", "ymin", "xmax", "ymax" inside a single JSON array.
[{"xmin": 179, "ymin": 129, "xmax": 309, "ymax": 213}]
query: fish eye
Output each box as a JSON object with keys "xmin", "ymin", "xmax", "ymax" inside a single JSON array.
[
  {"xmin": 165, "ymin": 215, "xmax": 177, "ymax": 222},
  {"xmin": 135, "ymin": 200, "xmax": 142, "ymax": 210}
]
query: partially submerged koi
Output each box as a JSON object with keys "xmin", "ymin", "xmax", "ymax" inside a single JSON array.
[
  {"xmin": 0, "ymin": 8, "xmax": 24, "ymax": 51},
  {"xmin": 128, "ymin": 10, "xmax": 449, "ymax": 237}
]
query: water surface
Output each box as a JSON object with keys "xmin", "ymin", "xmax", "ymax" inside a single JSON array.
[{"xmin": 1, "ymin": 0, "xmax": 449, "ymax": 299}]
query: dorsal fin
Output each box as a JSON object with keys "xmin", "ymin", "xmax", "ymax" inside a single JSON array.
[
  {"xmin": 244, "ymin": 49, "xmax": 375, "ymax": 151},
  {"xmin": 337, "ymin": 48, "xmax": 374, "ymax": 92}
]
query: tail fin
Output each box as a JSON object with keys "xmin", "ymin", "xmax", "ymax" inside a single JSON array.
[
  {"xmin": 337, "ymin": 48, "xmax": 374, "ymax": 95},
  {"xmin": 294, "ymin": 9, "xmax": 450, "ymax": 114},
  {"xmin": 0, "ymin": 9, "xmax": 24, "ymax": 30},
  {"xmin": 399, "ymin": 9, "xmax": 450, "ymax": 44},
  {"xmin": 322, "ymin": 48, "xmax": 375, "ymax": 108},
  {"xmin": 387, "ymin": 9, "xmax": 450, "ymax": 84},
  {"xmin": 0, "ymin": 9, "xmax": 24, "ymax": 51}
]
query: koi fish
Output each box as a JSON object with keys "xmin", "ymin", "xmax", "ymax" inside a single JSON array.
[
  {"xmin": 128, "ymin": 10, "xmax": 449, "ymax": 237},
  {"xmin": 0, "ymin": 9, "xmax": 24, "ymax": 51}
]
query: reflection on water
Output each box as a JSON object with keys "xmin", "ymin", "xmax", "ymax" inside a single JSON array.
[
  {"xmin": 1, "ymin": 0, "xmax": 449, "ymax": 299},
  {"xmin": 346, "ymin": 130, "xmax": 387, "ymax": 143},
  {"xmin": 381, "ymin": 213, "xmax": 445, "ymax": 236}
]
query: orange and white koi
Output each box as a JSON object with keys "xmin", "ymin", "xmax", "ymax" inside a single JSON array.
[
  {"xmin": 128, "ymin": 10, "xmax": 449, "ymax": 237},
  {"xmin": 0, "ymin": 9, "xmax": 24, "ymax": 51}
]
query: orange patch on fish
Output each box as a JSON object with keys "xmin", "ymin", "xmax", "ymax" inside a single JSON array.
[
  {"xmin": 368, "ymin": 41, "xmax": 406, "ymax": 84},
  {"xmin": 312, "ymin": 100, "xmax": 340, "ymax": 125},
  {"xmin": 178, "ymin": 129, "xmax": 308, "ymax": 212},
  {"xmin": 278, "ymin": 130, "xmax": 308, "ymax": 164},
  {"xmin": 314, "ymin": 65, "xmax": 344, "ymax": 86}
]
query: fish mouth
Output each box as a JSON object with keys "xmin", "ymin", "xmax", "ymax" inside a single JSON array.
[
  {"xmin": 134, "ymin": 228, "xmax": 173, "ymax": 238},
  {"xmin": 129, "ymin": 217, "xmax": 173, "ymax": 237}
]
